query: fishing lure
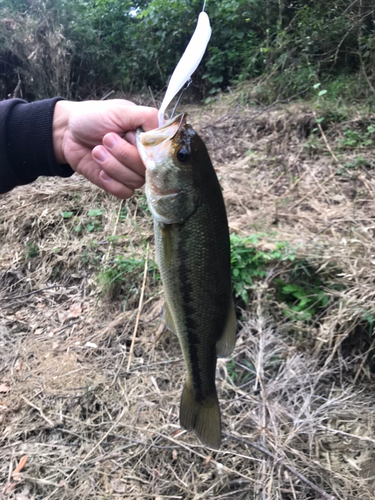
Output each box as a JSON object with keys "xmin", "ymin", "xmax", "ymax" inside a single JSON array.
[{"xmin": 158, "ymin": 10, "xmax": 211, "ymax": 127}]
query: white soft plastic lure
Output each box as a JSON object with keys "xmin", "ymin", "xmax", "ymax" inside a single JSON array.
[{"xmin": 158, "ymin": 11, "xmax": 211, "ymax": 127}]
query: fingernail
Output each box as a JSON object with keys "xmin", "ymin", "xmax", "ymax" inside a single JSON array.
[
  {"xmin": 93, "ymin": 147, "xmax": 107, "ymax": 162},
  {"xmin": 104, "ymin": 133, "xmax": 117, "ymax": 149},
  {"xmin": 100, "ymin": 171, "xmax": 112, "ymax": 182}
]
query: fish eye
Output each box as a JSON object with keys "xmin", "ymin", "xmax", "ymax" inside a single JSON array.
[{"xmin": 176, "ymin": 147, "xmax": 189, "ymax": 163}]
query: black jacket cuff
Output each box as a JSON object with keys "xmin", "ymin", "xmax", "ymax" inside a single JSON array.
[{"xmin": 0, "ymin": 98, "xmax": 73, "ymax": 193}]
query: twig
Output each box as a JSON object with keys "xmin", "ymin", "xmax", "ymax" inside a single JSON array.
[
  {"xmin": 0, "ymin": 285, "xmax": 61, "ymax": 302},
  {"xmin": 263, "ymin": 172, "xmax": 286, "ymax": 195},
  {"xmin": 318, "ymin": 425, "xmax": 375, "ymax": 446},
  {"xmin": 104, "ymin": 199, "xmax": 124, "ymax": 263},
  {"xmin": 86, "ymin": 452, "xmax": 122, "ymax": 464},
  {"xmin": 148, "ymin": 86, "xmax": 158, "ymax": 108},
  {"xmin": 289, "ymin": 171, "xmax": 337, "ymax": 210},
  {"xmin": 224, "ymin": 433, "xmax": 337, "ymax": 500},
  {"xmin": 119, "ymin": 357, "xmax": 182, "ymax": 376},
  {"xmin": 12, "ymin": 76, "xmax": 22, "ymax": 98},
  {"xmin": 280, "ymin": 168, "xmax": 309, "ymax": 199},
  {"xmin": 101, "ymin": 90, "xmax": 115, "ymax": 100},
  {"xmin": 312, "ymin": 110, "xmax": 339, "ymax": 163},
  {"xmin": 45, "ymin": 407, "xmax": 126, "ymax": 499},
  {"xmin": 214, "ymin": 488, "xmax": 251, "ymax": 499},
  {"xmin": 126, "ymin": 248, "xmax": 149, "ymax": 371},
  {"xmin": 353, "ymin": 337, "xmax": 375, "ymax": 384},
  {"xmin": 20, "ymin": 395, "xmax": 55, "ymax": 428}
]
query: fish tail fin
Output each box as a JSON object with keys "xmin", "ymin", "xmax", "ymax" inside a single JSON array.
[{"xmin": 180, "ymin": 382, "xmax": 221, "ymax": 449}]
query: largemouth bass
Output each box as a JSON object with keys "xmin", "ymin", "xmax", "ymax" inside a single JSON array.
[{"xmin": 136, "ymin": 114, "xmax": 236, "ymax": 449}]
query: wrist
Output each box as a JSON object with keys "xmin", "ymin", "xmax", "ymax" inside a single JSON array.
[{"xmin": 53, "ymin": 100, "xmax": 73, "ymax": 164}]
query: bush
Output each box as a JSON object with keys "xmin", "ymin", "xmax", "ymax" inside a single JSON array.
[{"xmin": 1, "ymin": 0, "xmax": 375, "ymax": 102}]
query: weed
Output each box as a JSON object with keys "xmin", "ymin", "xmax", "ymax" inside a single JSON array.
[
  {"xmin": 226, "ymin": 357, "xmax": 256, "ymax": 387},
  {"xmin": 339, "ymin": 125, "xmax": 375, "ymax": 149},
  {"xmin": 338, "ymin": 155, "xmax": 371, "ymax": 175},
  {"xmin": 137, "ymin": 195, "xmax": 150, "ymax": 216},
  {"xmin": 97, "ymin": 254, "xmax": 159, "ymax": 300},
  {"xmin": 60, "ymin": 208, "xmax": 104, "ymax": 234},
  {"xmin": 119, "ymin": 205, "xmax": 128, "ymax": 220},
  {"xmin": 25, "ymin": 241, "xmax": 39, "ymax": 259},
  {"xmin": 226, "ymin": 358, "xmax": 238, "ymax": 383},
  {"xmin": 275, "ymin": 279, "xmax": 329, "ymax": 322},
  {"xmin": 230, "ymin": 234, "xmax": 295, "ymax": 304}
]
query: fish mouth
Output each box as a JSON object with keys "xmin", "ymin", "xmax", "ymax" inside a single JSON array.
[{"xmin": 136, "ymin": 114, "xmax": 187, "ymax": 167}]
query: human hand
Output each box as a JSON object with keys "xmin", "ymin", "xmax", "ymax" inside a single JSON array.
[{"xmin": 53, "ymin": 99, "xmax": 158, "ymax": 198}]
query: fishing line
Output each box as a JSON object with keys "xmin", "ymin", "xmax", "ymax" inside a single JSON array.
[
  {"xmin": 170, "ymin": 78, "xmax": 192, "ymax": 120},
  {"xmin": 170, "ymin": 113, "xmax": 186, "ymax": 141},
  {"xmin": 202, "ymin": 0, "xmax": 207, "ymax": 12}
]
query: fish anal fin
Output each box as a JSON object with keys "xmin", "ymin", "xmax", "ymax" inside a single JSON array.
[
  {"xmin": 216, "ymin": 301, "xmax": 237, "ymax": 358},
  {"xmin": 164, "ymin": 301, "xmax": 177, "ymax": 334},
  {"xmin": 180, "ymin": 381, "xmax": 221, "ymax": 449}
]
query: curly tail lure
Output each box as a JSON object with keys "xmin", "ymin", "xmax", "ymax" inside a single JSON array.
[{"xmin": 158, "ymin": 4, "xmax": 211, "ymax": 127}]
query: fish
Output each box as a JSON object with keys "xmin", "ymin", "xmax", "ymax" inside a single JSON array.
[{"xmin": 136, "ymin": 114, "xmax": 236, "ymax": 449}]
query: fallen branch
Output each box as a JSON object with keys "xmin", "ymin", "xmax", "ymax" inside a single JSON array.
[
  {"xmin": 0, "ymin": 284, "xmax": 61, "ymax": 302},
  {"xmin": 126, "ymin": 248, "xmax": 149, "ymax": 371},
  {"xmin": 21, "ymin": 395, "xmax": 55, "ymax": 428}
]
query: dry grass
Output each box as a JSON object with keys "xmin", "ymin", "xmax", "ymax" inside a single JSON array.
[{"xmin": 1, "ymin": 97, "xmax": 375, "ymax": 499}]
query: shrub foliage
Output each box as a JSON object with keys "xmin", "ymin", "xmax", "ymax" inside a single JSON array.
[{"xmin": 0, "ymin": 0, "xmax": 375, "ymax": 100}]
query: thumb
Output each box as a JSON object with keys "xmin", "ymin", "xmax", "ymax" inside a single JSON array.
[{"xmin": 114, "ymin": 105, "xmax": 159, "ymax": 133}]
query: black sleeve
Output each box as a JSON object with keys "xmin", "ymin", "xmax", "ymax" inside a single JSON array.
[{"xmin": 0, "ymin": 98, "xmax": 74, "ymax": 194}]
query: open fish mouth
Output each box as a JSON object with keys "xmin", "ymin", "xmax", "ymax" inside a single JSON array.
[{"xmin": 136, "ymin": 114, "xmax": 187, "ymax": 167}]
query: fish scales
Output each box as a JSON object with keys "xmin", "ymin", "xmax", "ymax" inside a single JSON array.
[{"xmin": 137, "ymin": 114, "xmax": 236, "ymax": 448}]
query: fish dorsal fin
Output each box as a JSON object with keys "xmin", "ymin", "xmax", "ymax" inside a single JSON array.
[
  {"xmin": 216, "ymin": 302, "xmax": 237, "ymax": 358},
  {"xmin": 164, "ymin": 301, "xmax": 177, "ymax": 334}
]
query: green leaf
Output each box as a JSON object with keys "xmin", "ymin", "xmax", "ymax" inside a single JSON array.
[
  {"xmin": 318, "ymin": 89, "xmax": 327, "ymax": 96},
  {"xmin": 60, "ymin": 211, "xmax": 73, "ymax": 219},
  {"xmin": 88, "ymin": 209, "xmax": 103, "ymax": 217},
  {"xmin": 282, "ymin": 284, "xmax": 300, "ymax": 294}
]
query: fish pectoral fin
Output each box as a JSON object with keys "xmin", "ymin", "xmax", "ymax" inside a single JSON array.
[
  {"xmin": 160, "ymin": 223, "xmax": 173, "ymax": 266},
  {"xmin": 216, "ymin": 302, "xmax": 237, "ymax": 358},
  {"xmin": 180, "ymin": 381, "xmax": 221, "ymax": 449},
  {"xmin": 164, "ymin": 302, "xmax": 177, "ymax": 334}
]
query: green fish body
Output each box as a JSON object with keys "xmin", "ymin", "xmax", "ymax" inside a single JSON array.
[{"xmin": 136, "ymin": 115, "xmax": 236, "ymax": 448}]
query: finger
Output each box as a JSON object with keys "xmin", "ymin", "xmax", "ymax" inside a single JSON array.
[
  {"xmin": 103, "ymin": 133, "xmax": 146, "ymax": 177},
  {"xmin": 92, "ymin": 144, "xmax": 145, "ymax": 189},
  {"xmin": 74, "ymin": 158, "xmax": 135, "ymax": 200},
  {"xmin": 99, "ymin": 171, "xmax": 135, "ymax": 199}
]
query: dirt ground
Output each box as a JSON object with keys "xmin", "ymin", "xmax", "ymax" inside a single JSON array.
[{"xmin": 1, "ymin": 96, "xmax": 375, "ymax": 499}]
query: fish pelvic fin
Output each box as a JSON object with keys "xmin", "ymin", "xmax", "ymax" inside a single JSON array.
[
  {"xmin": 216, "ymin": 301, "xmax": 237, "ymax": 358},
  {"xmin": 180, "ymin": 381, "xmax": 221, "ymax": 449}
]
